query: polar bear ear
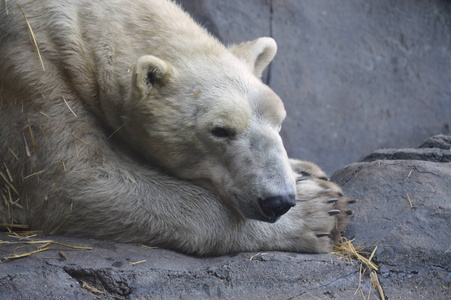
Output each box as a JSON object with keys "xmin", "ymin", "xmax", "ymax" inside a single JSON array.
[
  {"xmin": 229, "ymin": 37, "xmax": 277, "ymax": 78},
  {"xmin": 132, "ymin": 55, "xmax": 173, "ymax": 99}
]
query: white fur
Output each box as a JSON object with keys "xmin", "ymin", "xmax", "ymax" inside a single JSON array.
[{"xmin": 0, "ymin": 0, "xmax": 347, "ymax": 255}]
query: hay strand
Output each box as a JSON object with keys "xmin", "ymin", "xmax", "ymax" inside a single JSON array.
[
  {"xmin": 406, "ymin": 170, "xmax": 413, "ymax": 180},
  {"xmin": 333, "ymin": 237, "xmax": 379, "ymax": 271},
  {"xmin": 34, "ymin": 106, "xmax": 51, "ymax": 118},
  {"xmin": 24, "ymin": 169, "xmax": 47, "ymax": 180},
  {"xmin": 368, "ymin": 245, "xmax": 378, "ymax": 263},
  {"xmin": 60, "ymin": 200, "xmax": 73, "ymax": 217},
  {"xmin": 21, "ymin": 240, "xmax": 92, "ymax": 250},
  {"xmin": 7, "ymin": 245, "xmax": 26, "ymax": 252},
  {"xmin": 354, "ymin": 263, "xmax": 363, "ymax": 296},
  {"xmin": 39, "ymin": 125, "xmax": 46, "ymax": 138},
  {"xmin": 0, "ymin": 171, "xmax": 20, "ymax": 196},
  {"xmin": 62, "ymin": 96, "xmax": 77, "ymax": 117},
  {"xmin": 22, "ymin": 133, "xmax": 31, "ymax": 157},
  {"xmin": 59, "ymin": 250, "xmax": 68, "ymax": 261},
  {"xmin": 49, "ymin": 218, "xmax": 68, "ymax": 235},
  {"xmin": 3, "ymin": 163, "xmax": 13, "ymax": 182},
  {"xmin": 80, "ymin": 281, "xmax": 105, "ymax": 295},
  {"xmin": 28, "ymin": 123, "xmax": 36, "ymax": 149},
  {"xmin": 1, "ymin": 235, "xmax": 92, "ymax": 262},
  {"xmin": 0, "ymin": 223, "xmax": 29, "ymax": 229},
  {"xmin": 5, "ymin": 230, "xmax": 40, "ymax": 236},
  {"xmin": 137, "ymin": 243, "xmax": 158, "ymax": 250},
  {"xmin": 130, "ymin": 259, "xmax": 146, "ymax": 265},
  {"xmin": 7, "ymin": 147, "xmax": 19, "ymax": 160},
  {"xmin": 406, "ymin": 193, "xmax": 414, "ymax": 209},
  {"xmin": 370, "ymin": 270, "xmax": 385, "ymax": 300},
  {"xmin": 248, "ymin": 252, "xmax": 267, "ymax": 261},
  {"xmin": 51, "ymin": 241, "xmax": 92, "ymax": 250},
  {"xmin": 3, "ymin": 247, "xmax": 50, "ymax": 261},
  {"xmin": 16, "ymin": 3, "xmax": 45, "ymax": 71},
  {"xmin": 71, "ymin": 134, "xmax": 90, "ymax": 146},
  {"xmin": 333, "ymin": 237, "xmax": 390, "ymax": 300},
  {"xmin": 107, "ymin": 121, "xmax": 129, "ymax": 140}
]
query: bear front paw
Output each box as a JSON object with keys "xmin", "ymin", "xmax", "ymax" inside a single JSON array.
[{"xmin": 289, "ymin": 159, "xmax": 354, "ymax": 253}]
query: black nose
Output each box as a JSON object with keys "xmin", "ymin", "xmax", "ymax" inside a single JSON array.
[{"xmin": 258, "ymin": 194, "xmax": 296, "ymax": 222}]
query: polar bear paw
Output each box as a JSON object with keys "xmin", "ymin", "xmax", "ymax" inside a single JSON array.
[{"xmin": 288, "ymin": 159, "xmax": 354, "ymax": 253}]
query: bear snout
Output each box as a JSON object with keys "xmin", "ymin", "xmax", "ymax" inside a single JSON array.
[{"xmin": 258, "ymin": 194, "xmax": 296, "ymax": 223}]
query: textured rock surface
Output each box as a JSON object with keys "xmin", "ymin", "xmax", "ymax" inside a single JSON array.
[
  {"xmin": 0, "ymin": 237, "xmax": 359, "ymax": 299},
  {"xmin": 361, "ymin": 148, "xmax": 451, "ymax": 163},
  {"xmin": 179, "ymin": 0, "xmax": 451, "ymax": 175},
  {"xmin": 419, "ymin": 134, "xmax": 451, "ymax": 150},
  {"xmin": 333, "ymin": 160, "xmax": 451, "ymax": 269},
  {"xmin": 331, "ymin": 135, "xmax": 451, "ymax": 299},
  {"xmin": 1, "ymin": 234, "xmax": 449, "ymax": 299}
]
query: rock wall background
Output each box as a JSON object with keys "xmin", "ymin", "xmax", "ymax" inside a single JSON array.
[{"xmin": 179, "ymin": 0, "xmax": 451, "ymax": 175}]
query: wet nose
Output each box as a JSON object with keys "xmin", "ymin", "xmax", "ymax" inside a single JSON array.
[{"xmin": 258, "ymin": 194, "xmax": 296, "ymax": 222}]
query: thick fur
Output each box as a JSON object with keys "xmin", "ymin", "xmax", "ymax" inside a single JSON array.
[{"xmin": 0, "ymin": 0, "xmax": 348, "ymax": 255}]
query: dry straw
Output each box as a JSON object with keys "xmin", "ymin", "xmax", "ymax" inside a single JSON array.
[
  {"xmin": 333, "ymin": 237, "xmax": 387, "ymax": 300},
  {"xmin": 1, "ymin": 234, "xmax": 92, "ymax": 262},
  {"xmin": 130, "ymin": 259, "xmax": 146, "ymax": 266},
  {"xmin": 71, "ymin": 134, "xmax": 90, "ymax": 146},
  {"xmin": 80, "ymin": 280, "xmax": 105, "ymax": 295},
  {"xmin": 16, "ymin": 4, "xmax": 45, "ymax": 71}
]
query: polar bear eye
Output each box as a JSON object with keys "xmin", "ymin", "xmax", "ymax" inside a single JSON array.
[{"xmin": 211, "ymin": 127, "xmax": 230, "ymax": 138}]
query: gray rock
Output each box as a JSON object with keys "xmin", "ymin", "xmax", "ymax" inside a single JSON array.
[
  {"xmin": 0, "ymin": 235, "xmax": 360, "ymax": 299},
  {"xmin": 180, "ymin": 0, "xmax": 451, "ymax": 175},
  {"xmin": 419, "ymin": 134, "xmax": 451, "ymax": 150},
  {"xmin": 332, "ymin": 160, "xmax": 451, "ymax": 269},
  {"xmin": 361, "ymin": 134, "xmax": 451, "ymax": 162},
  {"xmin": 331, "ymin": 138, "xmax": 451, "ymax": 300},
  {"xmin": 361, "ymin": 148, "xmax": 451, "ymax": 163},
  {"xmin": 1, "ymin": 233, "xmax": 449, "ymax": 299}
]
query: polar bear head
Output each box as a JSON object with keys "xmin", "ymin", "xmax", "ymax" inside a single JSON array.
[{"xmin": 124, "ymin": 37, "xmax": 296, "ymax": 223}]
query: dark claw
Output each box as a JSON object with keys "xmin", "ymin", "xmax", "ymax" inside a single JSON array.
[
  {"xmin": 316, "ymin": 232, "xmax": 330, "ymax": 238},
  {"xmin": 327, "ymin": 198, "xmax": 338, "ymax": 203},
  {"xmin": 348, "ymin": 199, "xmax": 358, "ymax": 204},
  {"xmin": 296, "ymin": 176, "xmax": 308, "ymax": 182},
  {"xmin": 338, "ymin": 192, "xmax": 344, "ymax": 197},
  {"xmin": 319, "ymin": 188, "xmax": 332, "ymax": 194},
  {"xmin": 319, "ymin": 176, "xmax": 330, "ymax": 181},
  {"xmin": 346, "ymin": 210, "xmax": 354, "ymax": 215},
  {"xmin": 328, "ymin": 209, "xmax": 340, "ymax": 216}
]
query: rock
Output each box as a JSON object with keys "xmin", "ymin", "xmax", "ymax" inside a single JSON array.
[
  {"xmin": 0, "ymin": 235, "xmax": 360, "ymax": 299},
  {"xmin": 331, "ymin": 135, "xmax": 451, "ymax": 299},
  {"xmin": 361, "ymin": 148, "xmax": 451, "ymax": 163},
  {"xmin": 333, "ymin": 160, "xmax": 451, "ymax": 269},
  {"xmin": 419, "ymin": 134, "xmax": 451, "ymax": 150},
  {"xmin": 179, "ymin": 0, "xmax": 451, "ymax": 174},
  {"xmin": 361, "ymin": 135, "xmax": 451, "ymax": 162},
  {"xmin": 1, "ymin": 234, "xmax": 448, "ymax": 299}
]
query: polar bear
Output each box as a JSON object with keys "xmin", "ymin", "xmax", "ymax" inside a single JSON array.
[{"xmin": 0, "ymin": 0, "xmax": 349, "ymax": 255}]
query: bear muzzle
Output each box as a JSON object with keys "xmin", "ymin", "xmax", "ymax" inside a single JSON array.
[{"xmin": 258, "ymin": 194, "xmax": 296, "ymax": 223}]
